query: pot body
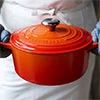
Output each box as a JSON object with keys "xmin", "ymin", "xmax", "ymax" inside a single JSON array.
[{"xmin": 11, "ymin": 45, "xmax": 90, "ymax": 85}]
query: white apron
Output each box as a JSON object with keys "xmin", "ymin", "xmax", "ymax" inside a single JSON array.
[{"xmin": 0, "ymin": 0, "xmax": 97, "ymax": 100}]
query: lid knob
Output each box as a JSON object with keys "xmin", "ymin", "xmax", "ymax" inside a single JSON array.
[{"xmin": 41, "ymin": 18, "xmax": 60, "ymax": 31}]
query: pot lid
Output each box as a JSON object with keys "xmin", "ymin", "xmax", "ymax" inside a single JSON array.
[{"xmin": 11, "ymin": 18, "xmax": 93, "ymax": 54}]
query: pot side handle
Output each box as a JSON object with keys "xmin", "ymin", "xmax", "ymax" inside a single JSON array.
[
  {"xmin": 0, "ymin": 42, "xmax": 12, "ymax": 49},
  {"xmin": 90, "ymin": 42, "xmax": 99, "ymax": 55},
  {"xmin": 92, "ymin": 42, "xmax": 98, "ymax": 49},
  {"xmin": 0, "ymin": 42, "xmax": 12, "ymax": 58}
]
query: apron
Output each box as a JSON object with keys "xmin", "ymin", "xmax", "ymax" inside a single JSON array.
[{"xmin": 0, "ymin": 0, "xmax": 97, "ymax": 100}]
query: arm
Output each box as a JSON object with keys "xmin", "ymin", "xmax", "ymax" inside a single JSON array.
[
  {"xmin": 0, "ymin": 24, "xmax": 11, "ymax": 58},
  {"xmin": 0, "ymin": 0, "xmax": 11, "ymax": 58},
  {"xmin": 92, "ymin": 21, "xmax": 100, "ymax": 55}
]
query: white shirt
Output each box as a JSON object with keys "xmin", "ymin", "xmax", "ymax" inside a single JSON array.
[{"xmin": 0, "ymin": 0, "xmax": 97, "ymax": 100}]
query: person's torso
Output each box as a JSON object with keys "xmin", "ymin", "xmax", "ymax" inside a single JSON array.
[
  {"xmin": 0, "ymin": 0, "xmax": 97, "ymax": 100},
  {"xmin": 2, "ymin": 0, "xmax": 96, "ymax": 32}
]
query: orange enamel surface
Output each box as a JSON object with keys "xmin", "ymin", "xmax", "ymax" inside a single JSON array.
[
  {"xmin": 11, "ymin": 46, "xmax": 89, "ymax": 85},
  {"xmin": 10, "ymin": 24, "xmax": 93, "ymax": 54}
]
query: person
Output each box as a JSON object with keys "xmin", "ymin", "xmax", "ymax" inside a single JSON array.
[
  {"xmin": 91, "ymin": 20, "xmax": 100, "ymax": 99},
  {"xmin": 0, "ymin": 0, "xmax": 97, "ymax": 100}
]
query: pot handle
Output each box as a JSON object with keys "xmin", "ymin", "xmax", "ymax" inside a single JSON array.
[
  {"xmin": 92, "ymin": 42, "xmax": 98, "ymax": 49},
  {"xmin": 0, "ymin": 42, "xmax": 12, "ymax": 49},
  {"xmin": 90, "ymin": 42, "xmax": 99, "ymax": 55}
]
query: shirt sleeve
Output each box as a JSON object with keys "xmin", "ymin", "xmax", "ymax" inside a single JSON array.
[{"xmin": 92, "ymin": 21, "xmax": 100, "ymax": 42}]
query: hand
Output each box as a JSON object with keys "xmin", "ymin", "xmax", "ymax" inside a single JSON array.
[
  {"xmin": 0, "ymin": 24, "xmax": 11, "ymax": 58},
  {"xmin": 91, "ymin": 21, "xmax": 100, "ymax": 55}
]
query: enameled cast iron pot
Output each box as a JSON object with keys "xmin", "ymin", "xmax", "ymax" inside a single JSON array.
[{"xmin": 0, "ymin": 18, "xmax": 98, "ymax": 85}]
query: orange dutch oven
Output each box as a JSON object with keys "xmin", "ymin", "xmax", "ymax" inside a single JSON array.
[{"xmin": 0, "ymin": 18, "xmax": 98, "ymax": 85}]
